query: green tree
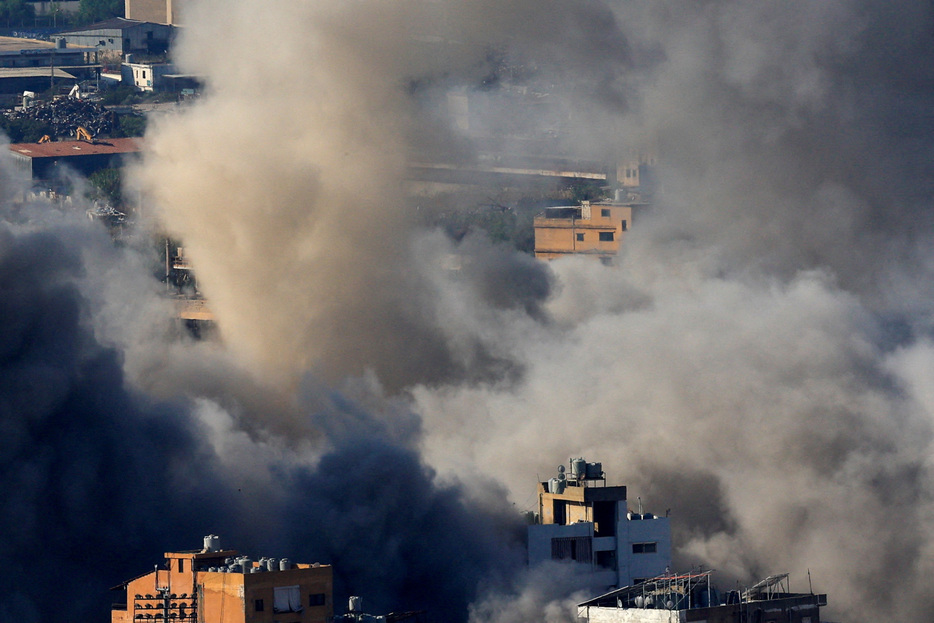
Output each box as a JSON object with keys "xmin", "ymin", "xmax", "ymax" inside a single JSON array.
[
  {"xmin": 87, "ymin": 168, "xmax": 123, "ymax": 207},
  {"xmin": 111, "ymin": 113, "xmax": 147, "ymax": 137},
  {"xmin": 76, "ymin": 0, "xmax": 122, "ymax": 24},
  {"xmin": 0, "ymin": 116, "xmax": 53, "ymax": 143},
  {"xmin": 0, "ymin": 0, "xmax": 35, "ymax": 26}
]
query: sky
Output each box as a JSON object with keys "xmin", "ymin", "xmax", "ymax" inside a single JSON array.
[{"xmin": 3, "ymin": 1, "xmax": 934, "ymax": 622}]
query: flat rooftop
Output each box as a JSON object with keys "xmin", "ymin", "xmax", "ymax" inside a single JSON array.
[
  {"xmin": 0, "ymin": 36, "xmax": 90, "ymax": 54},
  {"xmin": 9, "ymin": 138, "xmax": 142, "ymax": 159}
]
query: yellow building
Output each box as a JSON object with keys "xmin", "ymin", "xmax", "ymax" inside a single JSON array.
[
  {"xmin": 533, "ymin": 201, "xmax": 632, "ymax": 261},
  {"xmin": 112, "ymin": 536, "xmax": 333, "ymax": 623}
]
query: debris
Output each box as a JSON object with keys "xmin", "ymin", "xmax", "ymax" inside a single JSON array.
[{"xmin": 4, "ymin": 97, "xmax": 115, "ymax": 139}]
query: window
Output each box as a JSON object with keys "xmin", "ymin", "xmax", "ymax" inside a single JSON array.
[
  {"xmin": 601, "ymin": 209, "xmax": 610, "ymax": 218},
  {"xmin": 551, "ymin": 537, "xmax": 592, "ymax": 564},
  {"xmin": 632, "ymin": 542, "xmax": 657, "ymax": 554},
  {"xmin": 621, "ymin": 220, "xmax": 628, "ymax": 231},
  {"xmin": 599, "ymin": 231, "xmax": 614, "ymax": 242},
  {"xmin": 254, "ymin": 599, "xmax": 264, "ymax": 612},
  {"xmin": 308, "ymin": 593, "xmax": 326, "ymax": 607},
  {"xmin": 575, "ymin": 233, "xmax": 584, "ymax": 242},
  {"xmin": 178, "ymin": 559, "xmax": 184, "ymax": 573},
  {"xmin": 274, "ymin": 586, "xmax": 303, "ymax": 613}
]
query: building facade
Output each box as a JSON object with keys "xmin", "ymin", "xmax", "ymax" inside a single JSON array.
[
  {"xmin": 125, "ymin": 0, "xmax": 187, "ymax": 25},
  {"xmin": 528, "ymin": 459, "xmax": 672, "ymax": 591},
  {"xmin": 122, "ymin": 59, "xmax": 175, "ymax": 90},
  {"xmin": 8, "ymin": 137, "xmax": 141, "ymax": 182},
  {"xmin": 111, "ymin": 536, "xmax": 333, "ymax": 623},
  {"xmin": 533, "ymin": 201, "xmax": 633, "ymax": 261},
  {"xmin": 59, "ymin": 18, "xmax": 174, "ymax": 59}
]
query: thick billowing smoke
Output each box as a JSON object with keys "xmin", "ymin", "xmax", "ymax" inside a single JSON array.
[
  {"xmin": 0, "ymin": 197, "xmax": 526, "ymax": 622},
  {"xmin": 4, "ymin": 0, "xmax": 934, "ymax": 622}
]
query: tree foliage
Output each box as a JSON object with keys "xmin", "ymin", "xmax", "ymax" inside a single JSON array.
[
  {"xmin": 0, "ymin": 115, "xmax": 52, "ymax": 143},
  {"xmin": 111, "ymin": 113, "xmax": 147, "ymax": 137},
  {"xmin": 87, "ymin": 168, "xmax": 123, "ymax": 207},
  {"xmin": 76, "ymin": 0, "xmax": 122, "ymax": 24},
  {"xmin": 0, "ymin": 0, "xmax": 35, "ymax": 25}
]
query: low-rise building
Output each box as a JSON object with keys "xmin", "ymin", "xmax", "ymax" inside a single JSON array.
[
  {"xmin": 59, "ymin": 18, "xmax": 174, "ymax": 60},
  {"xmin": 111, "ymin": 535, "xmax": 334, "ymax": 623},
  {"xmin": 8, "ymin": 137, "xmax": 141, "ymax": 182},
  {"xmin": 122, "ymin": 58, "xmax": 175, "ymax": 91},
  {"xmin": 528, "ymin": 459, "xmax": 672, "ymax": 591},
  {"xmin": 577, "ymin": 571, "xmax": 828, "ymax": 623},
  {"xmin": 533, "ymin": 200, "xmax": 633, "ymax": 262}
]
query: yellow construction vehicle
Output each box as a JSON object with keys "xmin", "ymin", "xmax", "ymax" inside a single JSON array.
[
  {"xmin": 76, "ymin": 126, "xmax": 93, "ymax": 142},
  {"xmin": 37, "ymin": 135, "xmax": 51, "ymax": 143}
]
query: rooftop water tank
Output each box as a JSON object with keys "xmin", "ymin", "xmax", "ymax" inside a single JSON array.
[
  {"xmin": 279, "ymin": 558, "xmax": 290, "ymax": 571},
  {"xmin": 570, "ymin": 457, "xmax": 586, "ymax": 479},
  {"xmin": 585, "ymin": 462, "xmax": 602, "ymax": 479},
  {"xmin": 266, "ymin": 558, "xmax": 277, "ymax": 572},
  {"xmin": 349, "ymin": 596, "xmax": 363, "ymax": 612},
  {"xmin": 203, "ymin": 535, "xmax": 220, "ymax": 552}
]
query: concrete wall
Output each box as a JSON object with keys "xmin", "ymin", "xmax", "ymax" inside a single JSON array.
[
  {"xmin": 580, "ymin": 606, "xmax": 686, "ymax": 623},
  {"xmin": 617, "ymin": 516, "xmax": 671, "ymax": 586},
  {"xmin": 125, "ymin": 0, "xmax": 168, "ymax": 23}
]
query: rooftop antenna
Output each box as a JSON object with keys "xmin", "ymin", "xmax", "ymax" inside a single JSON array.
[
  {"xmin": 638, "ymin": 496, "xmax": 643, "ymax": 515},
  {"xmin": 807, "ymin": 568, "xmax": 813, "ymax": 594}
]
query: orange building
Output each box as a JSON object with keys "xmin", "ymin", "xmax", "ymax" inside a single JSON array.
[
  {"xmin": 112, "ymin": 536, "xmax": 333, "ymax": 623},
  {"xmin": 533, "ymin": 201, "xmax": 633, "ymax": 261}
]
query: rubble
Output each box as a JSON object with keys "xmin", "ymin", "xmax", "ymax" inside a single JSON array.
[{"xmin": 5, "ymin": 97, "xmax": 115, "ymax": 139}]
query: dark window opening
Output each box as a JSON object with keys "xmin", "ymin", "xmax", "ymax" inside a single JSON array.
[
  {"xmin": 551, "ymin": 536, "xmax": 592, "ymax": 564},
  {"xmin": 621, "ymin": 220, "xmax": 628, "ymax": 231},
  {"xmin": 593, "ymin": 501, "xmax": 616, "ymax": 537},
  {"xmin": 595, "ymin": 549, "xmax": 616, "ymax": 570},
  {"xmin": 575, "ymin": 233, "xmax": 584, "ymax": 242},
  {"xmin": 178, "ymin": 559, "xmax": 184, "ymax": 573},
  {"xmin": 553, "ymin": 500, "xmax": 566, "ymax": 525},
  {"xmin": 309, "ymin": 593, "xmax": 326, "ymax": 607},
  {"xmin": 601, "ymin": 208, "xmax": 610, "ymax": 217},
  {"xmin": 599, "ymin": 231, "xmax": 614, "ymax": 242},
  {"xmin": 632, "ymin": 542, "xmax": 658, "ymax": 554},
  {"xmin": 254, "ymin": 599, "xmax": 264, "ymax": 612}
]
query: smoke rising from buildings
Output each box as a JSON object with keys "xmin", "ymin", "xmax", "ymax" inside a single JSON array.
[{"xmin": 3, "ymin": 0, "xmax": 934, "ymax": 622}]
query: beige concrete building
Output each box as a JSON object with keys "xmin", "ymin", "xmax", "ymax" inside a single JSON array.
[
  {"xmin": 112, "ymin": 536, "xmax": 333, "ymax": 623},
  {"xmin": 533, "ymin": 201, "xmax": 633, "ymax": 262},
  {"xmin": 529, "ymin": 459, "xmax": 671, "ymax": 590},
  {"xmin": 125, "ymin": 0, "xmax": 187, "ymax": 25}
]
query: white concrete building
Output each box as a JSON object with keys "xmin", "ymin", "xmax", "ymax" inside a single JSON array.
[{"xmin": 528, "ymin": 459, "xmax": 672, "ymax": 591}]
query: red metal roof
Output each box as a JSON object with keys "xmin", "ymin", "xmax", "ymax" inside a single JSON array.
[{"xmin": 8, "ymin": 138, "xmax": 142, "ymax": 159}]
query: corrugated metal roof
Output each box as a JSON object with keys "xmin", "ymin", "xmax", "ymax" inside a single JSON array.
[
  {"xmin": 60, "ymin": 17, "xmax": 147, "ymax": 34},
  {"xmin": 0, "ymin": 67, "xmax": 76, "ymax": 79},
  {"xmin": 8, "ymin": 138, "xmax": 142, "ymax": 159}
]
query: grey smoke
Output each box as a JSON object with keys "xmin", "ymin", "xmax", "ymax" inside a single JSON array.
[{"xmin": 3, "ymin": 0, "xmax": 934, "ymax": 622}]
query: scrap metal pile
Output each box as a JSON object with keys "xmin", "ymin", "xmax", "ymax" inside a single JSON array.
[{"xmin": 5, "ymin": 98, "xmax": 115, "ymax": 138}]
